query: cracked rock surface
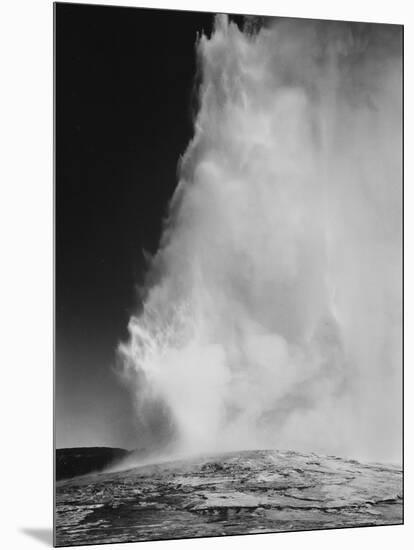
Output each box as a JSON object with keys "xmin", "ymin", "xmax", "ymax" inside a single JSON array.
[{"xmin": 55, "ymin": 449, "xmax": 403, "ymax": 546}]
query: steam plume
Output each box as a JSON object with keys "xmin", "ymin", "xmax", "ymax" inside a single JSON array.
[{"xmin": 118, "ymin": 16, "xmax": 402, "ymax": 463}]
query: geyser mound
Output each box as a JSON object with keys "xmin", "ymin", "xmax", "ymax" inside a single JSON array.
[{"xmin": 56, "ymin": 448, "xmax": 403, "ymax": 545}]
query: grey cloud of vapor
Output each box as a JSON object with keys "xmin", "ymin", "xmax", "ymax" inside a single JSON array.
[{"xmin": 118, "ymin": 16, "xmax": 402, "ymax": 463}]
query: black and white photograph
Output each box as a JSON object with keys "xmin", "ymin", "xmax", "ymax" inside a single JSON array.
[{"xmin": 54, "ymin": 2, "xmax": 403, "ymax": 547}]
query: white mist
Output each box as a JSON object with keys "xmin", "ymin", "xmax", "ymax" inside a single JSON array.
[{"xmin": 118, "ymin": 16, "xmax": 402, "ymax": 464}]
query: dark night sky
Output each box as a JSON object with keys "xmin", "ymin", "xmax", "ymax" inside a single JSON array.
[{"xmin": 55, "ymin": 3, "xmax": 241, "ymax": 448}]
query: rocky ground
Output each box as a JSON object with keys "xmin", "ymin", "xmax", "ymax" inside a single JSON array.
[{"xmin": 55, "ymin": 448, "xmax": 403, "ymax": 546}]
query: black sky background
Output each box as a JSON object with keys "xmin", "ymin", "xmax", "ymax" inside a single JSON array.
[{"xmin": 55, "ymin": 3, "xmax": 244, "ymax": 449}]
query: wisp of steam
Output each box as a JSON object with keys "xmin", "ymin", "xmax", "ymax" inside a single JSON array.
[{"xmin": 117, "ymin": 16, "xmax": 402, "ymax": 464}]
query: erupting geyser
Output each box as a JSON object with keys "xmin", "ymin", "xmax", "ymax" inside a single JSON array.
[{"xmin": 117, "ymin": 16, "xmax": 402, "ymax": 463}]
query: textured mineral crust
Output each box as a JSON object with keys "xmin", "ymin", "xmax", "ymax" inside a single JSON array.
[{"xmin": 55, "ymin": 449, "xmax": 403, "ymax": 546}]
